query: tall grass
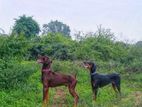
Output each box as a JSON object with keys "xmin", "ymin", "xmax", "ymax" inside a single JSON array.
[{"xmin": 0, "ymin": 61, "xmax": 141, "ymax": 107}]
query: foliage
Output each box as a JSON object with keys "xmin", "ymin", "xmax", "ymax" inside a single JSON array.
[
  {"xmin": 12, "ymin": 15, "xmax": 40, "ymax": 37},
  {"xmin": 95, "ymin": 25, "xmax": 115, "ymax": 40},
  {"xmin": 125, "ymin": 44, "xmax": 142, "ymax": 73},
  {"xmin": 0, "ymin": 35, "xmax": 30, "ymax": 60},
  {"xmin": 0, "ymin": 26, "xmax": 142, "ymax": 106},
  {"xmin": 42, "ymin": 20, "xmax": 71, "ymax": 37},
  {"xmin": 135, "ymin": 41, "xmax": 142, "ymax": 47},
  {"xmin": 0, "ymin": 61, "xmax": 142, "ymax": 107},
  {"xmin": 0, "ymin": 13, "xmax": 142, "ymax": 107},
  {"xmin": 0, "ymin": 60, "xmax": 37, "ymax": 89},
  {"xmin": 0, "ymin": 28, "xmax": 5, "ymax": 35},
  {"xmin": 27, "ymin": 33, "xmax": 76, "ymax": 60},
  {"xmin": 1, "ymin": 31, "xmax": 142, "ymax": 72}
]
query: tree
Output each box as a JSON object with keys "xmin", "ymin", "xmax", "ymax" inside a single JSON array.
[
  {"xmin": 0, "ymin": 28, "xmax": 5, "ymax": 34},
  {"xmin": 0, "ymin": 28, "xmax": 8, "ymax": 36},
  {"xmin": 42, "ymin": 20, "xmax": 71, "ymax": 37},
  {"xmin": 136, "ymin": 41, "xmax": 142, "ymax": 47},
  {"xmin": 12, "ymin": 15, "xmax": 40, "ymax": 37},
  {"xmin": 95, "ymin": 25, "xmax": 115, "ymax": 40}
]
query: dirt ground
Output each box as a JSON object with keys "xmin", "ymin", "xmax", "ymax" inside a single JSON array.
[{"xmin": 51, "ymin": 88, "xmax": 68, "ymax": 107}]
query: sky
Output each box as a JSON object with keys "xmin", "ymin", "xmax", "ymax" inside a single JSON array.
[{"xmin": 0, "ymin": 0, "xmax": 142, "ymax": 43}]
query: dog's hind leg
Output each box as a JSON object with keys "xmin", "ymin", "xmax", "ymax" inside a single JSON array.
[
  {"xmin": 112, "ymin": 82, "xmax": 117, "ymax": 93},
  {"xmin": 68, "ymin": 80, "xmax": 79, "ymax": 107},
  {"xmin": 110, "ymin": 74, "xmax": 121, "ymax": 95},
  {"xmin": 116, "ymin": 82, "xmax": 121, "ymax": 95},
  {"xmin": 114, "ymin": 78, "xmax": 121, "ymax": 95}
]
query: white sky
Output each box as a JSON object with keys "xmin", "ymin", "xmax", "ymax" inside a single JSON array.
[{"xmin": 0, "ymin": 0, "xmax": 142, "ymax": 42}]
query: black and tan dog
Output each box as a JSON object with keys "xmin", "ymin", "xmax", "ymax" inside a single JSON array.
[{"xmin": 83, "ymin": 61, "xmax": 121, "ymax": 101}]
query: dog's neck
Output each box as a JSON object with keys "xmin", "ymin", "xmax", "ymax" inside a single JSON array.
[
  {"xmin": 42, "ymin": 63, "xmax": 52, "ymax": 73},
  {"xmin": 91, "ymin": 71, "xmax": 97, "ymax": 76},
  {"xmin": 90, "ymin": 63, "xmax": 97, "ymax": 76}
]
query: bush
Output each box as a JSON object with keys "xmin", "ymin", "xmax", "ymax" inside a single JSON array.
[
  {"xmin": 0, "ymin": 35, "xmax": 30, "ymax": 60},
  {"xmin": 31, "ymin": 33, "xmax": 77, "ymax": 60},
  {"xmin": 0, "ymin": 59, "xmax": 37, "ymax": 89}
]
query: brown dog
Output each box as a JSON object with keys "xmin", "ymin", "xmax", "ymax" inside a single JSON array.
[{"xmin": 37, "ymin": 55, "xmax": 79, "ymax": 107}]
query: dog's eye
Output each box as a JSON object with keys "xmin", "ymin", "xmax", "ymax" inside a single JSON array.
[
  {"xmin": 42, "ymin": 57, "xmax": 45, "ymax": 60},
  {"xmin": 43, "ymin": 57, "xmax": 48, "ymax": 61}
]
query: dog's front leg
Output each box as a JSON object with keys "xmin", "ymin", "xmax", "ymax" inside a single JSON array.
[
  {"xmin": 42, "ymin": 84, "xmax": 49, "ymax": 107},
  {"xmin": 92, "ymin": 81, "xmax": 99, "ymax": 102},
  {"xmin": 93, "ymin": 88, "xmax": 98, "ymax": 101}
]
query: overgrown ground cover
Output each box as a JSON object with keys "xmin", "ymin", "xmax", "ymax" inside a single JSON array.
[
  {"xmin": 0, "ymin": 61, "xmax": 142, "ymax": 107},
  {"xmin": 0, "ymin": 33, "xmax": 142, "ymax": 107}
]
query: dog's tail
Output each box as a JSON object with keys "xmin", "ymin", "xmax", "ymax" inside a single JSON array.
[
  {"xmin": 73, "ymin": 73, "xmax": 77, "ymax": 79},
  {"xmin": 71, "ymin": 73, "xmax": 77, "ymax": 79}
]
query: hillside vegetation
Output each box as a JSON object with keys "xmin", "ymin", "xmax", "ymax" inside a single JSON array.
[{"xmin": 0, "ymin": 33, "xmax": 142, "ymax": 107}]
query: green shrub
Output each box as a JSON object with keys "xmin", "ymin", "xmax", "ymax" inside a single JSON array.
[
  {"xmin": 0, "ymin": 60, "xmax": 37, "ymax": 89},
  {"xmin": 0, "ymin": 35, "xmax": 30, "ymax": 60}
]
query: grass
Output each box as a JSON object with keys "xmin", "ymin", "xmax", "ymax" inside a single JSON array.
[{"xmin": 0, "ymin": 60, "xmax": 142, "ymax": 107}]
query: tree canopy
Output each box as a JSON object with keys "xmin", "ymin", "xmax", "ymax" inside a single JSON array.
[
  {"xmin": 42, "ymin": 20, "xmax": 71, "ymax": 37},
  {"xmin": 12, "ymin": 15, "xmax": 40, "ymax": 37},
  {"xmin": 0, "ymin": 28, "xmax": 5, "ymax": 34}
]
